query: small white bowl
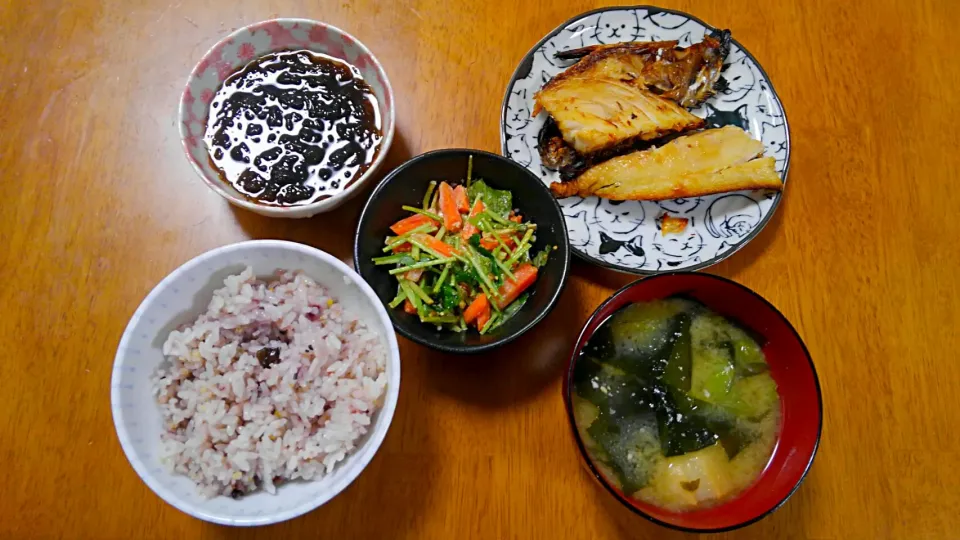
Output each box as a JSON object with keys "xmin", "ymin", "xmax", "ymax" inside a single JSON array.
[
  {"xmin": 111, "ymin": 240, "xmax": 400, "ymax": 526},
  {"xmin": 178, "ymin": 19, "xmax": 396, "ymax": 218}
]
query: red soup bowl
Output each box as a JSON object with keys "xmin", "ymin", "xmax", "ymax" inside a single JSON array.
[{"xmin": 563, "ymin": 273, "xmax": 822, "ymax": 532}]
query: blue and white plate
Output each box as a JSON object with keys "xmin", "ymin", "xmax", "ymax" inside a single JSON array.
[{"xmin": 500, "ymin": 6, "xmax": 790, "ymax": 274}]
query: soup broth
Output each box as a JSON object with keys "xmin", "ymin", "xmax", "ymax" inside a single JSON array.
[{"xmin": 572, "ymin": 297, "xmax": 780, "ymax": 512}]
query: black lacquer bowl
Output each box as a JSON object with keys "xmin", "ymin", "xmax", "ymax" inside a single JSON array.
[{"xmin": 354, "ymin": 149, "xmax": 570, "ymax": 354}]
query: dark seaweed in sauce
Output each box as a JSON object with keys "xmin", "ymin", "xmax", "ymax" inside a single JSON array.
[{"xmin": 204, "ymin": 50, "xmax": 382, "ymax": 206}]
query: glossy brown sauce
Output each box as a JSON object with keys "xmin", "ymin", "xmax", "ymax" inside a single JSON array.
[{"xmin": 204, "ymin": 50, "xmax": 383, "ymax": 206}]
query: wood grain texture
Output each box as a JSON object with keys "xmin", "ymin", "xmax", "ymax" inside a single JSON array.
[{"xmin": 1, "ymin": 0, "xmax": 958, "ymax": 538}]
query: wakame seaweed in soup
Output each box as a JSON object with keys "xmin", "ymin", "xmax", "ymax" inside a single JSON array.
[{"xmin": 572, "ymin": 297, "xmax": 780, "ymax": 512}]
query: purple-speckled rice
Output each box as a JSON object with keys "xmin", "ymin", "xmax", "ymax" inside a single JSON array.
[{"xmin": 153, "ymin": 267, "xmax": 387, "ymax": 498}]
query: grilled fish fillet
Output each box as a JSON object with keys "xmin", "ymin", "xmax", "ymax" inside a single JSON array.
[
  {"xmin": 533, "ymin": 78, "xmax": 703, "ymax": 155},
  {"xmin": 551, "ymin": 31, "xmax": 731, "ymax": 109},
  {"xmin": 549, "ymin": 126, "xmax": 782, "ymax": 200},
  {"xmin": 534, "ymin": 31, "xmax": 729, "ymax": 163}
]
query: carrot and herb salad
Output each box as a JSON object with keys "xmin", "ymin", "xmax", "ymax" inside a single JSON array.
[{"xmin": 375, "ymin": 158, "xmax": 554, "ymax": 334}]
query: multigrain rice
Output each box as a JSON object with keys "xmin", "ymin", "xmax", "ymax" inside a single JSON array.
[{"xmin": 152, "ymin": 267, "xmax": 387, "ymax": 498}]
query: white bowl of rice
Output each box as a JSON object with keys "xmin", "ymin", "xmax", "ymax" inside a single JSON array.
[{"xmin": 111, "ymin": 240, "xmax": 400, "ymax": 526}]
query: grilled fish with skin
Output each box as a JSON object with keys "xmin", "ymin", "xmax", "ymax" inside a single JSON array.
[
  {"xmin": 536, "ymin": 31, "xmax": 731, "ymax": 171},
  {"xmin": 537, "ymin": 117, "xmax": 580, "ymax": 171},
  {"xmin": 551, "ymin": 30, "xmax": 731, "ymax": 109},
  {"xmin": 534, "ymin": 76, "xmax": 703, "ymax": 156},
  {"xmin": 549, "ymin": 126, "xmax": 782, "ymax": 200}
]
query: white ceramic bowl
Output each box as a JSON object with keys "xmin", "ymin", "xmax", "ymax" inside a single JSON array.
[
  {"xmin": 111, "ymin": 240, "xmax": 400, "ymax": 526},
  {"xmin": 178, "ymin": 19, "xmax": 396, "ymax": 218}
]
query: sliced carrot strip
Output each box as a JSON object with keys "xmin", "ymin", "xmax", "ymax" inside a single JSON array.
[
  {"xmin": 392, "ymin": 243, "xmax": 412, "ymax": 253},
  {"xmin": 479, "ymin": 236, "xmax": 498, "ymax": 251},
  {"xmin": 403, "ymin": 299, "xmax": 417, "ymax": 314},
  {"xmin": 463, "ymin": 294, "xmax": 489, "ymax": 324},
  {"xmin": 495, "ymin": 263, "xmax": 538, "ymax": 309},
  {"xmin": 460, "ymin": 199, "xmax": 485, "ymax": 241},
  {"xmin": 411, "ymin": 233, "xmax": 454, "ymax": 258},
  {"xmin": 480, "ymin": 232, "xmax": 515, "ymax": 251},
  {"xmin": 476, "ymin": 306, "xmax": 491, "ymax": 329},
  {"xmin": 453, "ymin": 185, "xmax": 469, "ymax": 213},
  {"xmin": 437, "ymin": 182, "xmax": 463, "ymax": 232},
  {"xmin": 404, "ymin": 268, "xmax": 424, "ymax": 282},
  {"xmin": 390, "ymin": 213, "xmax": 437, "ymax": 235}
]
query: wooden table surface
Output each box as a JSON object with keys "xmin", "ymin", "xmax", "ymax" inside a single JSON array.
[{"xmin": 3, "ymin": 0, "xmax": 959, "ymax": 538}]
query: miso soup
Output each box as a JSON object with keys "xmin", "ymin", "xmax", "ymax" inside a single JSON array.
[{"xmin": 571, "ymin": 297, "xmax": 780, "ymax": 512}]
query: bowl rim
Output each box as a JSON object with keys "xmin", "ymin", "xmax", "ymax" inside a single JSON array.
[
  {"xmin": 353, "ymin": 148, "xmax": 572, "ymax": 354},
  {"xmin": 110, "ymin": 239, "xmax": 401, "ymax": 526},
  {"xmin": 561, "ymin": 272, "xmax": 822, "ymax": 533},
  {"xmin": 177, "ymin": 18, "xmax": 397, "ymax": 216},
  {"xmin": 498, "ymin": 4, "xmax": 792, "ymax": 276}
]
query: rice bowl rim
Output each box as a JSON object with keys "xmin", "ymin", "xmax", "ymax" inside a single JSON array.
[{"xmin": 111, "ymin": 240, "xmax": 401, "ymax": 526}]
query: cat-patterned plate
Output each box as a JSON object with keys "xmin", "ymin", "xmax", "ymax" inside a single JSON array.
[{"xmin": 500, "ymin": 6, "xmax": 790, "ymax": 274}]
